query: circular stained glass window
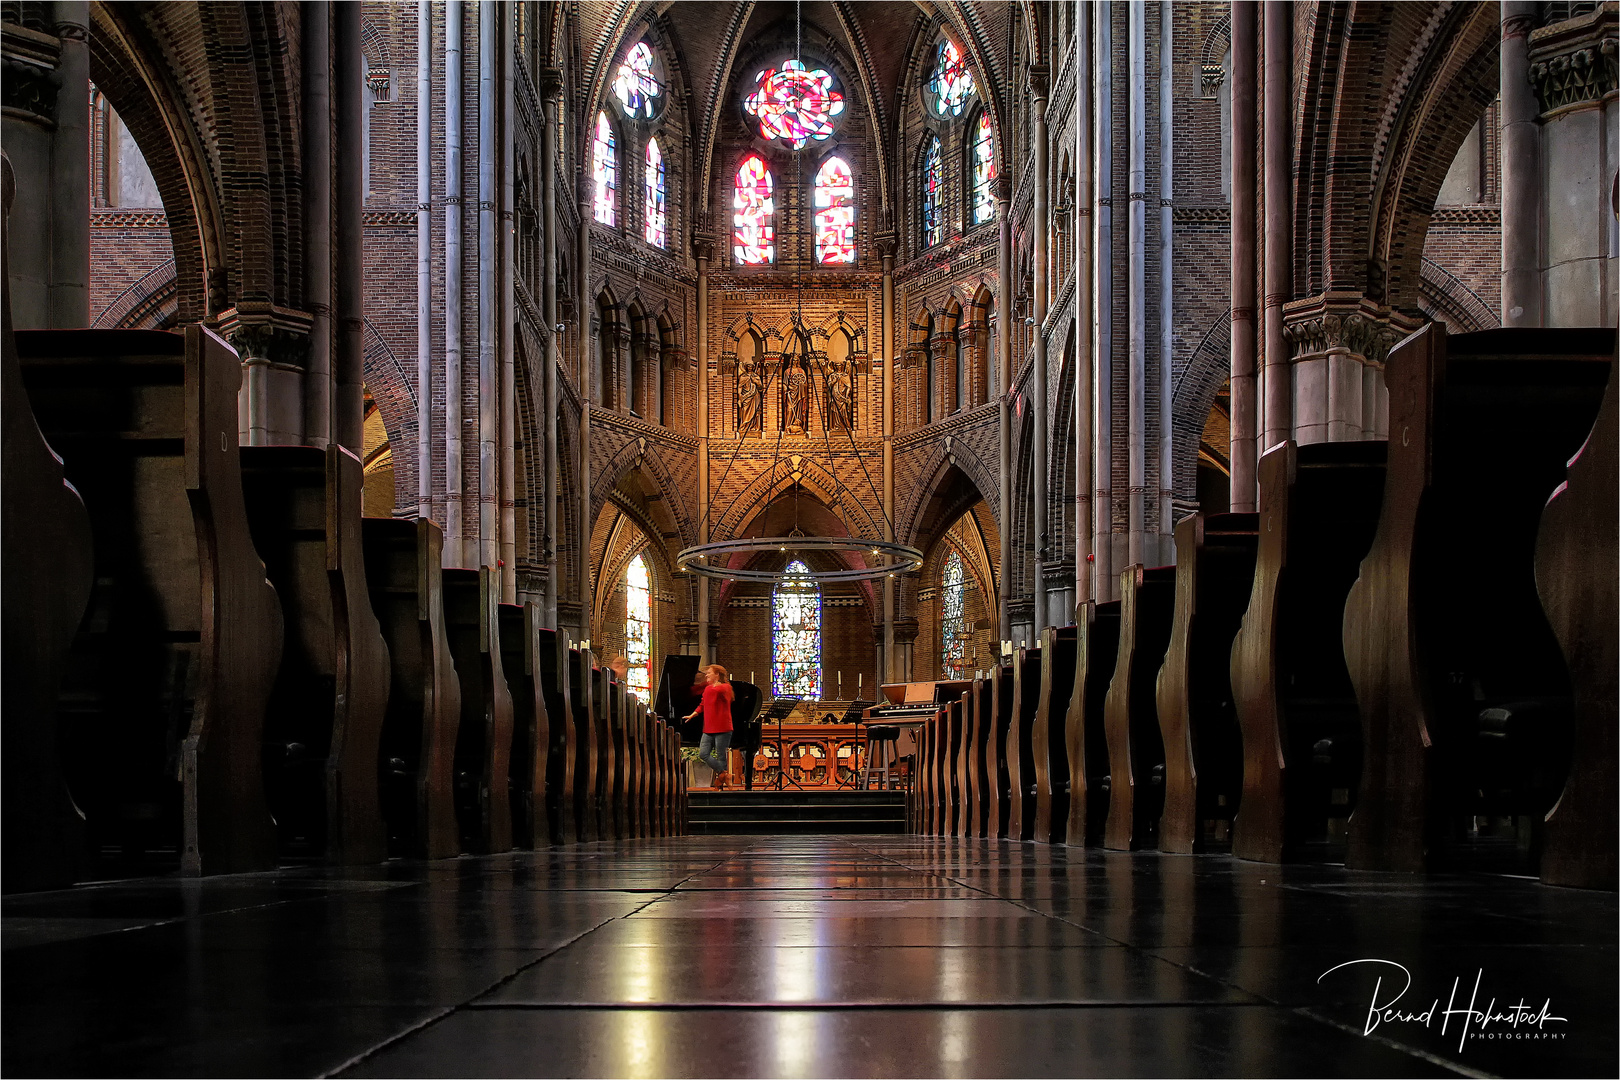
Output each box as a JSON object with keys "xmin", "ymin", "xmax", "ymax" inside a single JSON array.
[
  {"xmin": 927, "ymin": 39, "xmax": 975, "ymax": 118},
  {"xmin": 743, "ymin": 58, "xmax": 846, "ymax": 151},
  {"xmin": 612, "ymin": 41, "xmax": 664, "ymax": 120}
]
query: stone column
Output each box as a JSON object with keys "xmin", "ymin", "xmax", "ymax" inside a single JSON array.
[
  {"xmin": 1074, "ymin": 1, "xmax": 1094, "ymax": 607},
  {"xmin": 995, "ymin": 182, "xmax": 1013, "ymax": 644},
  {"xmin": 1229, "ymin": 1, "xmax": 1258, "ymax": 511},
  {"xmin": 1528, "ymin": 4, "xmax": 1618, "ymax": 327},
  {"xmin": 879, "ymin": 233, "xmax": 896, "ymax": 681},
  {"xmin": 1093, "ymin": 1, "xmax": 1115, "ymax": 601},
  {"xmin": 695, "ymin": 237, "xmax": 712, "ymax": 663},
  {"xmin": 1500, "ymin": 1, "xmax": 1543, "ymax": 327},
  {"xmin": 1127, "ymin": 5, "xmax": 1146, "ymax": 570},
  {"xmin": 1, "ymin": 1, "xmax": 89, "ymax": 329},
  {"xmin": 333, "ymin": 1, "xmax": 365, "ymax": 456},
  {"xmin": 415, "ymin": 0, "xmax": 433, "ymax": 516},
  {"xmin": 540, "ymin": 69, "xmax": 562, "ymax": 625},
  {"xmin": 1031, "ymin": 66, "xmax": 1050, "ymax": 635},
  {"xmin": 578, "ymin": 202, "xmax": 592, "ymax": 637},
  {"xmin": 305, "ymin": 1, "xmax": 334, "ymax": 450},
  {"xmin": 1261, "ymin": 0, "xmax": 1291, "ymax": 454}
]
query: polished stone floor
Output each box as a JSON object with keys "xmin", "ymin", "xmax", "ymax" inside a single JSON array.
[{"xmin": 3, "ymin": 836, "xmax": 1614, "ymax": 1078}]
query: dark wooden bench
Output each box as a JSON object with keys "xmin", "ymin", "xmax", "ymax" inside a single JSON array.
[
  {"xmin": 945, "ymin": 697, "xmax": 965, "ymax": 836},
  {"xmin": 498, "ymin": 602, "xmax": 552, "ymax": 849},
  {"xmin": 1156, "ymin": 513, "xmax": 1258, "ymax": 854},
  {"xmin": 444, "ymin": 568, "xmax": 514, "ymax": 854},
  {"xmin": 1535, "ymin": 350, "xmax": 1617, "ymax": 890},
  {"xmin": 1005, "ymin": 644, "xmax": 1044, "ymax": 841},
  {"xmin": 962, "ymin": 678, "xmax": 992, "ymax": 838},
  {"xmin": 1032, "ymin": 626, "xmax": 1078, "ymax": 844},
  {"xmin": 18, "ymin": 326, "xmax": 283, "ymax": 876},
  {"xmin": 535, "ymin": 627, "xmax": 576, "ymax": 845},
  {"xmin": 987, "ymin": 661, "xmax": 1014, "ymax": 838},
  {"xmin": 240, "ymin": 444, "xmax": 390, "ymax": 865},
  {"xmin": 953, "ymin": 689, "xmax": 974, "ymax": 838},
  {"xmin": 1065, "ymin": 600, "xmax": 1122, "ymax": 846},
  {"xmin": 1344, "ymin": 325, "xmax": 1613, "ymax": 874},
  {"xmin": 1103, "ymin": 565, "xmax": 1176, "ymax": 851},
  {"xmin": 364, "ymin": 517, "xmax": 461, "ymax": 858},
  {"xmin": 604, "ymin": 677, "xmax": 627, "ymax": 839},
  {"xmin": 1232, "ymin": 439, "xmax": 1387, "ymax": 863},
  {"xmin": 2, "ymin": 270, "xmax": 94, "ymax": 892},
  {"xmin": 591, "ymin": 662, "xmax": 614, "ymax": 839},
  {"xmin": 568, "ymin": 647, "xmax": 601, "ymax": 842}
]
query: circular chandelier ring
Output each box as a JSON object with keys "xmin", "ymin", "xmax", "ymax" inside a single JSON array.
[{"xmin": 676, "ymin": 537, "xmax": 923, "ymax": 584}]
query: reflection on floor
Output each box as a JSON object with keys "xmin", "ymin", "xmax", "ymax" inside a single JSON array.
[{"xmin": 4, "ymin": 837, "xmax": 1614, "ymax": 1078}]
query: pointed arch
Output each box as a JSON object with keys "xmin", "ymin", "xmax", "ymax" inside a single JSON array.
[{"xmin": 732, "ymin": 153, "xmax": 776, "ymax": 266}]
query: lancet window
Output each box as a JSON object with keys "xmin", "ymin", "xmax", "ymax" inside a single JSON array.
[
  {"xmin": 941, "ymin": 548, "xmax": 967, "ymax": 679},
  {"xmin": 625, "ymin": 553, "xmax": 652, "ymax": 704},
  {"xmin": 970, "ymin": 112, "xmax": 996, "ymax": 225},
  {"xmin": 921, "ymin": 135, "xmax": 943, "ymax": 247},
  {"xmin": 813, "ymin": 156, "xmax": 855, "ymax": 264},
  {"xmin": 592, "ymin": 112, "xmax": 617, "ymax": 226},
  {"xmin": 733, "ymin": 154, "xmax": 776, "ymax": 265},
  {"xmin": 772, "ymin": 560, "xmax": 822, "ymax": 699},
  {"xmin": 644, "ymin": 138, "xmax": 666, "ymax": 248}
]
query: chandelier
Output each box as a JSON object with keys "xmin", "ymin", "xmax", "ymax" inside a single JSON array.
[{"xmin": 677, "ymin": 1, "xmax": 922, "ymax": 587}]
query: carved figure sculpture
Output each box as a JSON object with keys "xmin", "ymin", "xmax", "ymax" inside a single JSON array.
[
  {"xmin": 827, "ymin": 359, "xmax": 853, "ymax": 430},
  {"xmin": 784, "ymin": 361, "xmax": 810, "ymax": 433},
  {"xmin": 737, "ymin": 357, "xmax": 763, "ymax": 434}
]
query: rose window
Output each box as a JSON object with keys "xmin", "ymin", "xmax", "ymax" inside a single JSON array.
[{"xmin": 743, "ymin": 59, "xmax": 846, "ymax": 150}]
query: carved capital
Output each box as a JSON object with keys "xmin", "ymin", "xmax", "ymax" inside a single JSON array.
[
  {"xmin": 214, "ymin": 303, "xmax": 315, "ymax": 367},
  {"xmin": 1528, "ymin": 5, "xmax": 1619, "ymax": 115},
  {"xmin": 1280, "ymin": 292, "xmax": 1420, "ymax": 367},
  {"xmin": 1, "ymin": 23, "xmax": 62, "ymax": 124}
]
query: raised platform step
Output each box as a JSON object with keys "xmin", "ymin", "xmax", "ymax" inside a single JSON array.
[{"xmin": 687, "ymin": 790, "xmax": 907, "ymax": 835}]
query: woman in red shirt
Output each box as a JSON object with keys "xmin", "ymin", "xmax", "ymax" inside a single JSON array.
[{"xmin": 683, "ymin": 664, "xmax": 735, "ymax": 787}]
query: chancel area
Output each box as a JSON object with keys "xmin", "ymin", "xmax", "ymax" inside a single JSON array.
[{"xmin": 2, "ymin": 1, "xmax": 1617, "ymax": 1076}]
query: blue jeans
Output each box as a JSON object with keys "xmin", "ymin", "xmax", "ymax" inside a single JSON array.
[{"xmin": 697, "ymin": 731, "xmax": 732, "ymax": 777}]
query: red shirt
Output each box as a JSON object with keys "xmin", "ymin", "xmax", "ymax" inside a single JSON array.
[{"xmin": 695, "ymin": 682, "xmax": 734, "ymax": 734}]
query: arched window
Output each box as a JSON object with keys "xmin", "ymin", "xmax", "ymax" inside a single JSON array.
[
  {"xmin": 970, "ymin": 112, "xmax": 996, "ymax": 225},
  {"xmin": 611, "ymin": 41, "xmax": 663, "ymax": 120},
  {"xmin": 592, "ymin": 112, "xmax": 617, "ymax": 226},
  {"xmin": 941, "ymin": 548, "xmax": 967, "ymax": 679},
  {"xmin": 644, "ymin": 137, "xmax": 666, "ymax": 248},
  {"xmin": 772, "ymin": 560, "xmax": 822, "ymax": 699},
  {"xmin": 625, "ymin": 552, "xmax": 652, "ymax": 704},
  {"xmin": 927, "ymin": 39, "xmax": 976, "ymax": 118},
  {"xmin": 813, "ymin": 156, "xmax": 855, "ymax": 264},
  {"xmin": 921, "ymin": 135, "xmax": 943, "ymax": 248},
  {"xmin": 733, "ymin": 154, "xmax": 775, "ymax": 265}
]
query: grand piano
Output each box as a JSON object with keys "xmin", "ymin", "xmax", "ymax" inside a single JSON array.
[{"xmin": 653, "ymin": 655, "xmax": 764, "ymax": 748}]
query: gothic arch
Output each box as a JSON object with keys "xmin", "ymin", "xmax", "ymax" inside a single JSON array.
[{"xmin": 1171, "ymin": 311, "xmax": 1233, "ymax": 503}]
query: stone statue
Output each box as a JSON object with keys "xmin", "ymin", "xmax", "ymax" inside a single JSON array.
[
  {"xmin": 736, "ymin": 357, "xmax": 763, "ymax": 434},
  {"xmin": 826, "ymin": 359, "xmax": 853, "ymax": 430},
  {"xmin": 783, "ymin": 361, "xmax": 809, "ymax": 433}
]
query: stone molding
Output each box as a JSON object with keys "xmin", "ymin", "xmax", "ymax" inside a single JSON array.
[
  {"xmin": 91, "ymin": 208, "xmax": 169, "ymax": 227},
  {"xmin": 213, "ymin": 302, "xmax": 314, "ymax": 367},
  {"xmin": 1429, "ymin": 204, "xmax": 1502, "ymax": 225},
  {"xmin": 1280, "ymin": 292, "xmax": 1421, "ymax": 368},
  {"xmin": 1528, "ymin": 5, "xmax": 1619, "ymax": 116}
]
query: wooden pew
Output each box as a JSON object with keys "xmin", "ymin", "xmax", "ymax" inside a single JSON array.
[
  {"xmin": 240, "ymin": 444, "xmax": 390, "ymax": 865},
  {"xmin": 1066, "ymin": 600, "xmax": 1122, "ymax": 846},
  {"xmin": 1156, "ymin": 513, "xmax": 1258, "ymax": 854},
  {"xmin": 1232, "ymin": 439, "xmax": 1386, "ymax": 863},
  {"xmin": 592, "ymin": 663, "xmax": 614, "ymax": 839},
  {"xmin": 954, "ymin": 692, "xmax": 973, "ymax": 838},
  {"xmin": 605, "ymin": 677, "xmax": 627, "ymax": 839},
  {"xmin": 945, "ymin": 698, "xmax": 965, "ymax": 836},
  {"xmin": 1103, "ymin": 565, "xmax": 1177, "ymax": 851},
  {"xmin": 962, "ymin": 679, "xmax": 991, "ymax": 838},
  {"xmin": 364, "ymin": 517, "xmax": 461, "ymax": 858},
  {"xmin": 568, "ymin": 647, "xmax": 600, "ymax": 842},
  {"xmin": 536, "ymin": 626, "xmax": 575, "ymax": 845},
  {"xmin": 915, "ymin": 711, "xmax": 934, "ymax": 833},
  {"xmin": 498, "ymin": 602, "xmax": 552, "ymax": 849},
  {"xmin": 1005, "ymin": 645, "xmax": 1043, "ymax": 841},
  {"xmin": 1032, "ymin": 626, "xmax": 1078, "ymax": 844},
  {"xmin": 1535, "ymin": 350, "xmax": 1616, "ymax": 889},
  {"xmin": 623, "ymin": 692, "xmax": 643, "ymax": 839},
  {"xmin": 1, "ymin": 234, "xmax": 94, "ymax": 892},
  {"xmin": 648, "ymin": 710, "xmax": 666, "ymax": 838},
  {"xmin": 18, "ymin": 326, "xmax": 283, "ymax": 876},
  {"xmin": 987, "ymin": 661, "xmax": 1014, "ymax": 838},
  {"xmin": 1344, "ymin": 325, "xmax": 1613, "ymax": 874},
  {"xmin": 443, "ymin": 568, "xmax": 514, "ymax": 854}
]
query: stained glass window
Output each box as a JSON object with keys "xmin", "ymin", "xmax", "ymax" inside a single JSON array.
[
  {"xmin": 921, "ymin": 135, "xmax": 943, "ymax": 247},
  {"xmin": 611, "ymin": 42, "xmax": 662, "ymax": 119},
  {"xmin": 644, "ymin": 137, "xmax": 666, "ymax": 248},
  {"xmin": 813, "ymin": 156, "xmax": 855, "ymax": 264},
  {"xmin": 928, "ymin": 40, "xmax": 976, "ymax": 117},
  {"xmin": 970, "ymin": 112, "xmax": 996, "ymax": 225},
  {"xmin": 772, "ymin": 560, "xmax": 822, "ymax": 699},
  {"xmin": 743, "ymin": 59, "xmax": 845, "ymax": 150},
  {"xmin": 625, "ymin": 553, "xmax": 652, "ymax": 704},
  {"xmin": 733, "ymin": 154, "xmax": 775, "ymax": 265},
  {"xmin": 941, "ymin": 548, "xmax": 967, "ymax": 680},
  {"xmin": 592, "ymin": 112, "xmax": 617, "ymax": 226}
]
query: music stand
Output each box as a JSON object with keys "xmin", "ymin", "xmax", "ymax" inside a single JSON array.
[
  {"xmin": 834, "ymin": 699, "xmax": 876, "ymax": 789},
  {"xmin": 764, "ymin": 696, "xmax": 802, "ymax": 790}
]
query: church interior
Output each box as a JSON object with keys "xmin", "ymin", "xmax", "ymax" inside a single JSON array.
[{"xmin": 2, "ymin": 0, "xmax": 1617, "ymax": 1075}]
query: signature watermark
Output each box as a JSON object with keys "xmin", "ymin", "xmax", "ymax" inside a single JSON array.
[{"xmin": 1318, "ymin": 959, "xmax": 1567, "ymax": 1054}]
